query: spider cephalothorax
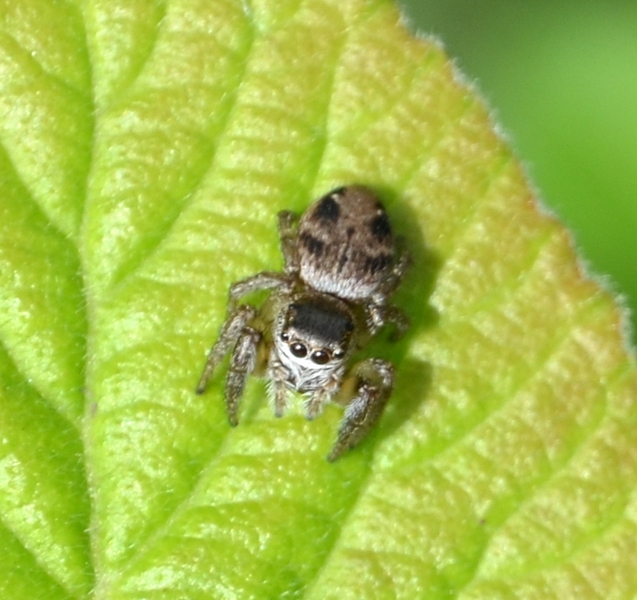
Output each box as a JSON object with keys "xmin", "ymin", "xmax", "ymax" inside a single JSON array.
[{"xmin": 196, "ymin": 185, "xmax": 410, "ymax": 461}]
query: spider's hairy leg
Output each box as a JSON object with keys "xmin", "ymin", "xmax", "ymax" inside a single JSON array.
[
  {"xmin": 277, "ymin": 210, "xmax": 300, "ymax": 275},
  {"xmin": 196, "ymin": 304, "xmax": 257, "ymax": 395},
  {"xmin": 364, "ymin": 242, "xmax": 411, "ymax": 337},
  {"xmin": 366, "ymin": 303, "xmax": 410, "ymax": 339},
  {"xmin": 305, "ymin": 374, "xmax": 342, "ymax": 421},
  {"xmin": 267, "ymin": 359, "xmax": 290, "ymax": 418},
  {"xmin": 328, "ymin": 358, "xmax": 394, "ymax": 462},
  {"xmin": 379, "ymin": 238, "xmax": 412, "ymax": 297},
  {"xmin": 228, "ymin": 272, "xmax": 290, "ymax": 311},
  {"xmin": 225, "ymin": 325, "xmax": 261, "ymax": 426}
]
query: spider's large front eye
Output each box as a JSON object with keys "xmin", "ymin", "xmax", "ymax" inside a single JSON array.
[
  {"xmin": 290, "ymin": 342, "xmax": 307, "ymax": 358},
  {"xmin": 311, "ymin": 350, "xmax": 330, "ymax": 365}
]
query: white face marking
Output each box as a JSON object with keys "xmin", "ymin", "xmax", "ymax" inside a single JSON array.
[{"xmin": 273, "ymin": 336, "xmax": 345, "ymax": 392}]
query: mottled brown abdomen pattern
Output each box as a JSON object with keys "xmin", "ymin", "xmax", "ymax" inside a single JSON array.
[{"xmin": 298, "ymin": 186, "xmax": 395, "ymax": 300}]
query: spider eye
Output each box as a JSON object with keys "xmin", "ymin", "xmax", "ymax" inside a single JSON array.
[
  {"xmin": 332, "ymin": 349, "xmax": 345, "ymax": 360},
  {"xmin": 280, "ymin": 332, "xmax": 290, "ymax": 342},
  {"xmin": 290, "ymin": 342, "xmax": 307, "ymax": 358},
  {"xmin": 311, "ymin": 350, "xmax": 330, "ymax": 365}
]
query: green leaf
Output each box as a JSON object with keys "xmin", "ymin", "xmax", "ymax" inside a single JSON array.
[{"xmin": 1, "ymin": 0, "xmax": 636, "ymax": 598}]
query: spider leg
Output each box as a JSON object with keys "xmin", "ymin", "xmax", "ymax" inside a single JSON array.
[
  {"xmin": 365, "ymin": 303, "xmax": 410, "ymax": 339},
  {"xmin": 364, "ymin": 241, "xmax": 411, "ymax": 337},
  {"xmin": 328, "ymin": 358, "xmax": 394, "ymax": 462},
  {"xmin": 225, "ymin": 325, "xmax": 261, "ymax": 426},
  {"xmin": 228, "ymin": 272, "xmax": 289, "ymax": 310},
  {"xmin": 305, "ymin": 371, "xmax": 343, "ymax": 420},
  {"xmin": 267, "ymin": 358, "xmax": 290, "ymax": 418},
  {"xmin": 277, "ymin": 210, "xmax": 300, "ymax": 275},
  {"xmin": 196, "ymin": 304, "xmax": 257, "ymax": 395},
  {"xmin": 380, "ymin": 239, "xmax": 412, "ymax": 297}
]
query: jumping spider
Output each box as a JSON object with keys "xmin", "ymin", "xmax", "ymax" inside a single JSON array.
[{"xmin": 196, "ymin": 185, "xmax": 410, "ymax": 461}]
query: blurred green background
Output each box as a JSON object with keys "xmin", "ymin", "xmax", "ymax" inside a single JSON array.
[{"xmin": 398, "ymin": 0, "xmax": 637, "ymax": 346}]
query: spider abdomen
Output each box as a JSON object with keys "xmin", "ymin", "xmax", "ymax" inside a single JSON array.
[{"xmin": 297, "ymin": 186, "xmax": 396, "ymax": 301}]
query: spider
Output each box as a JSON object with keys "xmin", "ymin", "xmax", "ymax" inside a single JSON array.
[{"xmin": 196, "ymin": 185, "xmax": 410, "ymax": 461}]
